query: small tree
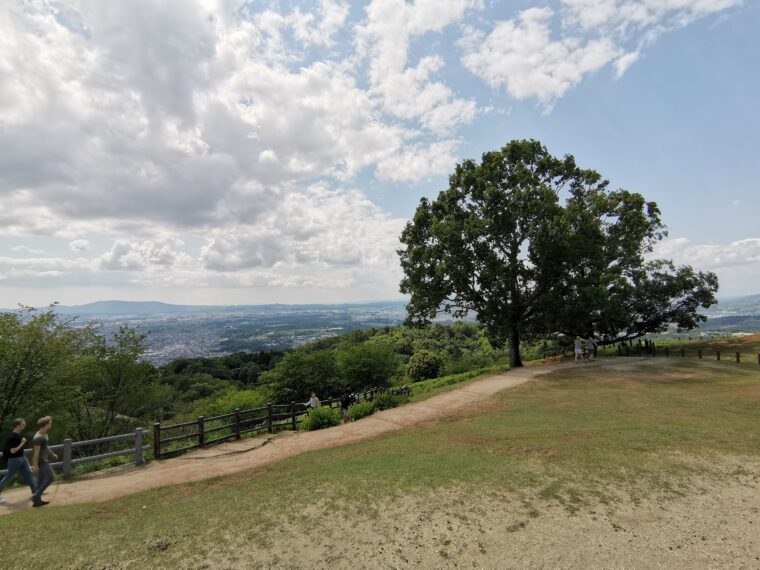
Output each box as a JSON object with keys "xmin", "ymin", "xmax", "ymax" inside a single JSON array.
[
  {"xmin": 261, "ymin": 349, "xmax": 338, "ymax": 403},
  {"xmin": 62, "ymin": 325, "xmax": 168, "ymax": 440},
  {"xmin": 407, "ymin": 350, "xmax": 442, "ymax": 381},
  {"xmin": 0, "ymin": 306, "xmax": 83, "ymax": 429},
  {"xmin": 336, "ymin": 339, "xmax": 399, "ymax": 389}
]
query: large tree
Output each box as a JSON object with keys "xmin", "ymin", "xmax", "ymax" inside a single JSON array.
[{"xmin": 398, "ymin": 139, "xmax": 718, "ymax": 367}]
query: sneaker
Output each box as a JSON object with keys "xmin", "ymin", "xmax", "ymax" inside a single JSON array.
[
  {"xmin": 0, "ymin": 496, "xmax": 6, "ymax": 505},
  {"xmin": 32, "ymin": 500, "xmax": 49, "ymax": 507}
]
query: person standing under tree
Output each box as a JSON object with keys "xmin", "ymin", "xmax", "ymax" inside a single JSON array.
[
  {"xmin": 587, "ymin": 337, "xmax": 597, "ymax": 361},
  {"xmin": 574, "ymin": 336, "xmax": 585, "ymax": 363},
  {"xmin": 0, "ymin": 418, "xmax": 37, "ymax": 505},
  {"xmin": 31, "ymin": 416, "xmax": 57, "ymax": 508}
]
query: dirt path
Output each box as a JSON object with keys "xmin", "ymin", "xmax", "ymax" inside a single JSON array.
[{"xmin": 0, "ymin": 359, "xmax": 607, "ymax": 515}]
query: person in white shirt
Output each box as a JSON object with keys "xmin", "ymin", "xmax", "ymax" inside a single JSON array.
[
  {"xmin": 306, "ymin": 392, "xmax": 321, "ymax": 409},
  {"xmin": 574, "ymin": 336, "xmax": 584, "ymax": 363}
]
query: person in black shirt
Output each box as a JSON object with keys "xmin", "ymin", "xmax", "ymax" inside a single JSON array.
[
  {"xmin": 340, "ymin": 387, "xmax": 353, "ymax": 424},
  {"xmin": 0, "ymin": 418, "xmax": 37, "ymax": 505}
]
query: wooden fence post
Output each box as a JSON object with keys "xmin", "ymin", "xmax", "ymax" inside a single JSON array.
[
  {"xmin": 234, "ymin": 408, "xmax": 241, "ymax": 440},
  {"xmin": 62, "ymin": 438, "xmax": 72, "ymax": 480},
  {"xmin": 198, "ymin": 416, "xmax": 205, "ymax": 448},
  {"xmin": 291, "ymin": 402, "xmax": 297, "ymax": 431},
  {"xmin": 680, "ymin": 348, "xmax": 685, "ymax": 358},
  {"xmin": 698, "ymin": 349, "xmax": 702, "ymax": 359},
  {"xmin": 665, "ymin": 347, "xmax": 669, "ymax": 357},
  {"xmin": 153, "ymin": 422, "xmax": 161, "ymax": 460},
  {"xmin": 135, "ymin": 428, "xmax": 144, "ymax": 466},
  {"xmin": 736, "ymin": 352, "xmax": 741, "ymax": 363},
  {"xmin": 618, "ymin": 345, "xmax": 622, "ymax": 356},
  {"xmin": 267, "ymin": 403, "xmax": 273, "ymax": 434},
  {"xmin": 757, "ymin": 353, "xmax": 760, "ymax": 366},
  {"xmin": 717, "ymin": 350, "xmax": 721, "ymax": 361}
]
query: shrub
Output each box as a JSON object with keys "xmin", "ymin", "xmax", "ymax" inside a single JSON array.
[
  {"xmin": 407, "ymin": 350, "xmax": 442, "ymax": 381},
  {"xmin": 187, "ymin": 389, "xmax": 269, "ymax": 418},
  {"xmin": 347, "ymin": 400, "xmax": 376, "ymax": 421},
  {"xmin": 373, "ymin": 392, "xmax": 408, "ymax": 411},
  {"xmin": 301, "ymin": 407, "xmax": 341, "ymax": 431}
]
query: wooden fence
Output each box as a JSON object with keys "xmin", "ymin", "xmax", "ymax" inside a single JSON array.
[
  {"xmin": 2, "ymin": 387, "xmax": 406, "ymax": 482},
  {"xmin": 0, "ymin": 428, "xmax": 148, "ymax": 480},
  {"xmin": 152, "ymin": 387, "xmax": 387, "ymax": 460},
  {"xmin": 615, "ymin": 339, "xmax": 760, "ymax": 365}
]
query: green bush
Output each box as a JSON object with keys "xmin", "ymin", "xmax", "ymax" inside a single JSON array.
[
  {"xmin": 347, "ymin": 400, "xmax": 376, "ymax": 421},
  {"xmin": 373, "ymin": 392, "xmax": 408, "ymax": 411},
  {"xmin": 186, "ymin": 389, "xmax": 269, "ymax": 419},
  {"xmin": 300, "ymin": 407, "xmax": 341, "ymax": 431},
  {"xmin": 407, "ymin": 350, "xmax": 442, "ymax": 381}
]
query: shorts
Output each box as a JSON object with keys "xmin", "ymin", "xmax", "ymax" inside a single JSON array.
[{"xmin": 574, "ymin": 348, "xmax": 583, "ymax": 355}]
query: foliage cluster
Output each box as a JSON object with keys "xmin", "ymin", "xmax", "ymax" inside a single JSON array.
[
  {"xmin": 346, "ymin": 400, "xmax": 376, "ymax": 421},
  {"xmin": 300, "ymin": 407, "xmax": 341, "ymax": 431}
]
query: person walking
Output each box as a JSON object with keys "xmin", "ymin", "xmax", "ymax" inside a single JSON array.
[
  {"xmin": 574, "ymin": 336, "xmax": 585, "ymax": 363},
  {"xmin": 30, "ymin": 416, "xmax": 57, "ymax": 507},
  {"xmin": 0, "ymin": 418, "xmax": 37, "ymax": 505},
  {"xmin": 587, "ymin": 337, "xmax": 597, "ymax": 361},
  {"xmin": 340, "ymin": 387, "xmax": 353, "ymax": 424}
]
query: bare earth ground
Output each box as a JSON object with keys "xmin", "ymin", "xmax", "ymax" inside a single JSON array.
[
  {"xmin": 198, "ymin": 473, "xmax": 760, "ymax": 570},
  {"xmin": 0, "ymin": 360, "xmax": 565, "ymax": 514}
]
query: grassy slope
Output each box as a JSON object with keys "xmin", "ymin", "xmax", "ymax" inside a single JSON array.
[{"xmin": 11, "ymin": 356, "xmax": 760, "ymax": 569}]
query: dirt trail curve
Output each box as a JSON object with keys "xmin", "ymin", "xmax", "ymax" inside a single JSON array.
[{"xmin": 1, "ymin": 359, "xmax": 615, "ymax": 515}]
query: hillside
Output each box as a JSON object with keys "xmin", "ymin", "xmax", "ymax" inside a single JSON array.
[{"xmin": 5, "ymin": 352, "xmax": 760, "ymax": 568}]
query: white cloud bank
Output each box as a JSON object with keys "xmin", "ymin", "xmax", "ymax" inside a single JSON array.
[
  {"xmin": 654, "ymin": 237, "xmax": 760, "ymax": 295},
  {"xmin": 460, "ymin": 0, "xmax": 743, "ymax": 105}
]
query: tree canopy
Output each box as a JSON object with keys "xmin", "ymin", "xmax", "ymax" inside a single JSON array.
[{"xmin": 398, "ymin": 139, "xmax": 719, "ymax": 367}]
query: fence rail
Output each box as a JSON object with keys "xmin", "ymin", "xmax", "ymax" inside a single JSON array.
[
  {"xmin": 2, "ymin": 387, "xmax": 408, "ymax": 482},
  {"xmin": 0, "ymin": 428, "xmax": 148, "ymax": 480},
  {"xmin": 614, "ymin": 339, "xmax": 760, "ymax": 365},
  {"xmin": 152, "ymin": 387, "xmax": 388, "ymax": 460}
]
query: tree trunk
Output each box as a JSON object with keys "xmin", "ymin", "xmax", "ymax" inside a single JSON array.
[{"xmin": 508, "ymin": 324, "xmax": 523, "ymax": 368}]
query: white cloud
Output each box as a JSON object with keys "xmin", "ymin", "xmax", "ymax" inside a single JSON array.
[
  {"xmin": 10, "ymin": 245, "xmax": 45, "ymax": 255},
  {"xmin": 376, "ymin": 140, "xmax": 460, "ymax": 182},
  {"xmin": 561, "ymin": 0, "xmax": 743, "ymax": 33},
  {"xmin": 68, "ymin": 239, "xmax": 90, "ymax": 252},
  {"xmin": 461, "ymin": 7, "xmax": 622, "ymax": 103},
  {"xmin": 460, "ymin": 0, "xmax": 741, "ymax": 104},
  {"xmin": 356, "ymin": 0, "xmax": 480, "ymax": 133},
  {"xmin": 653, "ymin": 237, "xmax": 760, "ymax": 295}
]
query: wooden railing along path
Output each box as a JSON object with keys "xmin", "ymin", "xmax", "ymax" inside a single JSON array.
[
  {"xmin": 153, "ymin": 387, "xmax": 388, "ymax": 459},
  {"xmin": 615, "ymin": 339, "xmax": 760, "ymax": 365},
  {"xmin": 0, "ymin": 429, "xmax": 148, "ymax": 480},
  {"xmin": 2, "ymin": 387, "xmax": 404, "ymax": 482}
]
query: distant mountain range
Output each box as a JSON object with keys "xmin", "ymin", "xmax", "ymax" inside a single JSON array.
[
  {"xmin": 701, "ymin": 293, "xmax": 760, "ymax": 318},
  {"xmin": 4, "ymin": 293, "xmax": 760, "ymax": 318},
  {"xmin": 36, "ymin": 299, "xmax": 408, "ymax": 317}
]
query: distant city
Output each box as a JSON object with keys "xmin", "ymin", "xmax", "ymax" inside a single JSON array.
[
  {"xmin": 43, "ymin": 301, "xmax": 413, "ymax": 365},
  {"xmin": 3, "ymin": 295, "xmax": 758, "ymax": 365}
]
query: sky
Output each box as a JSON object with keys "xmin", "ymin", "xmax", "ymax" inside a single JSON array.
[{"xmin": 1, "ymin": 0, "xmax": 759, "ymax": 308}]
